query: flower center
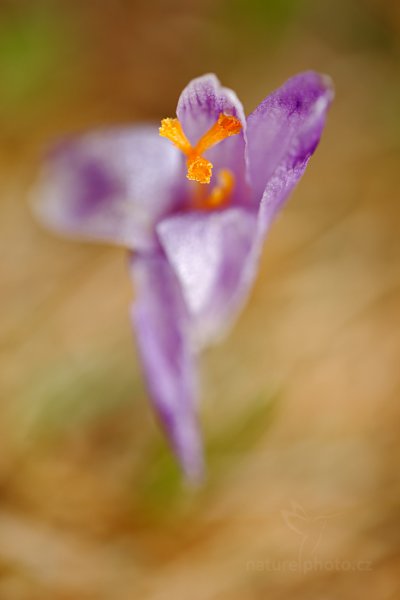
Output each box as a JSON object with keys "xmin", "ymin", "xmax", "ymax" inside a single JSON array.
[
  {"xmin": 192, "ymin": 168, "xmax": 235, "ymax": 210},
  {"xmin": 159, "ymin": 113, "xmax": 242, "ymax": 185},
  {"xmin": 159, "ymin": 113, "xmax": 242, "ymax": 209}
]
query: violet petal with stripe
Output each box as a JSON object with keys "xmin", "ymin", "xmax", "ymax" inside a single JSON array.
[{"xmin": 32, "ymin": 71, "xmax": 333, "ymax": 480}]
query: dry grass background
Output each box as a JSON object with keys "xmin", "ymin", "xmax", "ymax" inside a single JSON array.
[{"xmin": 0, "ymin": 0, "xmax": 400, "ymax": 598}]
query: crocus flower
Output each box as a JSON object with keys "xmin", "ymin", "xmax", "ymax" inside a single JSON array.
[{"xmin": 33, "ymin": 71, "xmax": 333, "ymax": 481}]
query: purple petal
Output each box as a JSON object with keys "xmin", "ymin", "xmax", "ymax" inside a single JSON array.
[
  {"xmin": 247, "ymin": 71, "xmax": 334, "ymax": 220},
  {"xmin": 177, "ymin": 73, "xmax": 246, "ymax": 143},
  {"xmin": 32, "ymin": 126, "xmax": 185, "ymax": 251},
  {"xmin": 157, "ymin": 207, "xmax": 258, "ymax": 347},
  {"xmin": 130, "ymin": 253, "xmax": 203, "ymax": 481},
  {"xmin": 176, "ymin": 74, "xmax": 249, "ymax": 203}
]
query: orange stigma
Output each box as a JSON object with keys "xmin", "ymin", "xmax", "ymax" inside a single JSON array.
[
  {"xmin": 159, "ymin": 113, "xmax": 242, "ymax": 185},
  {"xmin": 159, "ymin": 118, "xmax": 192, "ymax": 155}
]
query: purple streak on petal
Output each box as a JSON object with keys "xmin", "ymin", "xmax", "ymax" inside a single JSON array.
[
  {"xmin": 257, "ymin": 106, "xmax": 330, "ymax": 240},
  {"xmin": 247, "ymin": 71, "xmax": 334, "ymax": 210},
  {"xmin": 177, "ymin": 73, "xmax": 246, "ymax": 143},
  {"xmin": 32, "ymin": 126, "xmax": 186, "ymax": 251},
  {"xmin": 72, "ymin": 159, "xmax": 119, "ymax": 217},
  {"xmin": 176, "ymin": 74, "xmax": 250, "ymax": 203},
  {"xmin": 157, "ymin": 207, "xmax": 258, "ymax": 347},
  {"xmin": 130, "ymin": 252, "xmax": 204, "ymax": 481}
]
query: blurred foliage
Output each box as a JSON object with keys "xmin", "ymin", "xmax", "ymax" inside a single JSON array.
[
  {"xmin": 135, "ymin": 389, "xmax": 280, "ymax": 522},
  {"xmin": 0, "ymin": 3, "xmax": 72, "ymax": 119},
  {"xmin": 14, "ymin": 350, "xmax": 139, "ymax": 443},
  {"xmin": 221, "ymin": 0, "xmax": 300, "ymax": 34},
  {"xmin": 219, "ymin": 0, "xmax": 398, "ymax": 53},
  {"xmin": 308, "ymin": 0, "xmax": 397, "ymax": 53}
]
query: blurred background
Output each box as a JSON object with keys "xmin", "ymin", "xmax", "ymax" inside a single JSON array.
[{"xmin": 1, "ymin": 0, "xmax": 400, "ymax": 598}]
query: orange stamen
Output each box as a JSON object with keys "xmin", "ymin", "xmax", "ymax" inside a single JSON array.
[
  {"xmin": 192, "ymin": 169, "xmax": 235, "ymax": 210},
  {"xmin": 207, "ymin": 169, "xmax": 235, "ymax": 207},
  {"xmin": 159, "ymin": 113, "xmax": 242, "ymax": 185}
]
